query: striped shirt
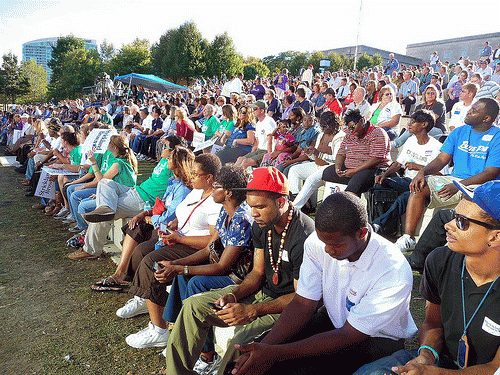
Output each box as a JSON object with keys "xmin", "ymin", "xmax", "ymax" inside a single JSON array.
[{"xmin": 338, "ymin": 126, "xmax": 390, "ymax": 169}]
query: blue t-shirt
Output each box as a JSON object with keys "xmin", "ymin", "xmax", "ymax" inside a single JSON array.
[
  {"xmin": 441, "ymin": 125, "xmax": 500, "ymax": 179},
  {"xmin": 226, "ymin": 123, "xmax": 256, "ymax": 153},
  {"xmin": 294, "ymin": 125, "xmax": 320, "ymax": 149}
]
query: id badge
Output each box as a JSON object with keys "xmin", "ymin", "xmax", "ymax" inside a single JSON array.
[{"xmin": 457, "ymin": 334, "xmax": 469, "ymax": 369}]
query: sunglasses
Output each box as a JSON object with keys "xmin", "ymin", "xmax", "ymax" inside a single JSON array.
[
  {"xmin": 212, "ymin": 182, "xmax": 223, "ymax": 189},
  {"xmin": 453, "ymin": 211, "xmax": 500, "ymax": 231}
]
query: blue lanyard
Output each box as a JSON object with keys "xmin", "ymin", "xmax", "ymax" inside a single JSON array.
[{"xmin": 461, "ymin": 258, "xmax": 500, "ymax": 335}]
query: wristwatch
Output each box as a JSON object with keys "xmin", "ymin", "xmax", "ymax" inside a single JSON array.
[{"xmin": 184, "ymin": 265, "xmax": 189, "ymax": 275}]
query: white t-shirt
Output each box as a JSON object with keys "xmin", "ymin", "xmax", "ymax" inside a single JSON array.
[
  {"xmin": 448, "ymin": 100, "xmax": 476, "ymax": 130},
  {"xmin": 370, "ymin": 101, "xmax": 403, "ymax": 126},
  {"xmin": 50, "ymin": 137, "xmax": 63, "ymax": 152},
  {"xmin": 297, "ymin": 230, "xmax": 417, "ymax": 341},
  {"xmin": 397, "ymin": 135, "xmax": 444, "ymax": 178},
  {"xmin": 142, "ymin": 115, "xmax": 154, "ymax": 131},
  {"xmin": 175, "ymin": 189, "xmax": 221, "ymax": 237},
  {"xmin": 254, "ymin": 116, "xmax": 276, "ymax": 150}
]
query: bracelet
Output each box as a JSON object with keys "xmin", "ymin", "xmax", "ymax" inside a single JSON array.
[
  {"xmin": 184, "ymin": 265, "xmax": 189, "ymax": 275},
  {"xmin": 228, "ymin": 292, "xmax": 237, "ymax": 303},
  {"xmin": 418, "ymin": 345, "xmax": 439, "ymax": 364}
]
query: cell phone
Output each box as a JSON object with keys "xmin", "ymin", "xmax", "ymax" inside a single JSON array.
[
  {"xmin": 160, "ymin": 223, "xmax": 172, "ymax": 235},
  {"xmin": 223, "ymin": 361, "xmax": 236, "ymax": 375},
  {"xmin": 208, "ymin": 302, "xmax": 222, "ymax": 311},
  {"xmin": 153, "ymin": 261, "xmax": 162, "ymax": 272}
]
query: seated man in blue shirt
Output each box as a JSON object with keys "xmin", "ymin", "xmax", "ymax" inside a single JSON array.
[{"xmin": 396, "ymin": 98, "xmax": 500, "ymax": 252}]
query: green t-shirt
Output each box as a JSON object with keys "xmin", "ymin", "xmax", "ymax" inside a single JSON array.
[
  {"xmin": 370, "ymin": 108, "xmax": 382, "ymax": 125},
  {"xmin": 100, "ymin": 113, "xmax": 113, "ymax": 125},
  {"xmin": 69, "ymin": 145, "xmax": 82, "ymax": 165},
  {"xmin": 202, "ymin": 116, "xmax": 220, "ymax": 140},
  {"xmin": 88, "ymin": 150, "xmax": 113, "ymax": 174},
  {"xmin": 135, "ymin": 158, "xmax": 173, "ymax": 204},
  {"xmin": 218, "ymin": 119, "xmax": 235, "ymax": 133},
  {"xmin": 112, "ymin": 157, "xmax": 137, "ymax": 187}
]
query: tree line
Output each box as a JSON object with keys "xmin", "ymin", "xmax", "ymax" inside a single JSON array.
[{"xmin": 1, "ymin": 21, "xmax": 383, "ymax": 104}]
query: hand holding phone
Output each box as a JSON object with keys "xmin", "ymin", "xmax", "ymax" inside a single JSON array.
[{"xmin": 208, "ymin": 302, "xmax": 223, "ymax": 311}]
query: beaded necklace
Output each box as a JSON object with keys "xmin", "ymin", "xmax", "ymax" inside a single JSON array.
[{"xmin": 267, "ymin": 207, "xmax": 293, "ymax": 285}]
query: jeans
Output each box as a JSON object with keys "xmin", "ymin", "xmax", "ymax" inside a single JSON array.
[
  {"xmin": 372, "ymin": 177, "xmax": 411, "ymax": 233},
  {"xmin": 25, "ymin": 158, "xmax": 35, "ymax": 180},
  {"xmin": 67, "ymin": 184, "xmax": 97, "ymax": 229},
  {"xmin": 77, "ymin": 197, "xmax": 97, "ymax": 229},
  {"xmin": 163, "ymin": 275, "xmax": 234, "ymax": 353},
  {"xmin": 322, "ymin": 166, "xmax": 378, "ymax": 196},
  {"xmin": 132, "ymin": 134, "xmax": 146, "ymax": 154},
  {"xmin": 353, "ymin": 349, "xmax": 418, "ymax": 375}
]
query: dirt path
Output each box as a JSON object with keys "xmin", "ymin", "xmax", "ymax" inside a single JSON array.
[{"xmin": 0, "ymin": 164, "xmax": 166, "ymax": 375}]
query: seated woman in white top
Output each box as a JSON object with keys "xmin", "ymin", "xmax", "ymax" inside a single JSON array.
[
  {"xmin": 289, "ymin": 111, "xmax": 345, "ymax": 210},
  {"xmin": 369, "ymin": 85, "xmax": 402, "ymax": 140}
]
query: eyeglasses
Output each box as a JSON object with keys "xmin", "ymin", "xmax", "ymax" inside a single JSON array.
[
  {"xmin": 212, "ymin": 182, "xmax": 223, "ymax": 189},
  {"xmin": 163, "ymin": 145, "xmax": 173, "ymax": 151},
  {"xmin": 453, "ymin": 211, "xmax": 500, "ymax": 231}
]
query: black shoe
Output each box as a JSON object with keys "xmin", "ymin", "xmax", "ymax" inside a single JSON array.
[{"xmin": 25, "ymin": 189, "xmax": 34, "ymax": 197}]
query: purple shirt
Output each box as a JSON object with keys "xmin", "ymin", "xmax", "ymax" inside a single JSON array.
[{"xmin": 276, "ymin": 74, "xmax": 288, "ymax": 90}]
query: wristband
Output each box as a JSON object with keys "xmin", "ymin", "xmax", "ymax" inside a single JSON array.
[
  {"xmin": 184, "ymin": 265, "xmax": 189, "ymax": 275},
  {"xmin": 418, "ymin": 345, "xmax": 439, "ymax": 364},
  {"xmin": 228, "ymin": 292, "xmax": 237, "ymax": 303}
]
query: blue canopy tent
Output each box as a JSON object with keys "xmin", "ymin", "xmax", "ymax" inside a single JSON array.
[{"xmin": 114, "ymin": 73, "xmax": 188, "ymax": 93}]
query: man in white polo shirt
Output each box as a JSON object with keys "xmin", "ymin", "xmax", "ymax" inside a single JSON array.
[
  {"xmin": 231, "ymin": 192, "xmax": 416, "ymax": 375},
  {"xmin": 448, "ymin": 82, "xmax": 478, "ymax": 131},
  {"xmin": 235, "ymin": 100, "xmax": 276, "ymax": 169}
]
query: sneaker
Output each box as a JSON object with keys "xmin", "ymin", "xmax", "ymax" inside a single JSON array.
[
  {"xmin": 54, "ymin": 207, "xmax": 70, "ymax": 219},
  {"xmin": 161, "ymin": 347, "xmax": 167, "ymax": 357},
  {"xmin": 116, "ymin": 296, "xmax": 149, "ymax": 318},
  {"xmin": 202, "ymin": 354, "xmax": 223, "ymax": 375},
  {"xmin": 372, "ymin": 223, "xmax": 381, "ymax": 233},
  {"xmin": 395, "ymin": 234, "xmax": 416, "ymax": 252},
  {"xmin": 62, "ymin": 214, "xmax": 75, "ymax": 224},
  {"xmin": 68, "ymin": 224, "xmax": 81, "ymax": 232},
  {"xmin": 125, "ymin": 322, "xmax": 170, "ymax": 348}
]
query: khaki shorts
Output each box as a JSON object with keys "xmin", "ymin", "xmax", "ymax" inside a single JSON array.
[
  {"xmin": 244, "ymin": 149, "xmax": 267, "ymax": 165},
  {"xmin": 426, "ymin": 175, "xmax": 465, "ymax": 209}
]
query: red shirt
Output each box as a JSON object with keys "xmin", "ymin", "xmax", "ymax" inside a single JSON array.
[
  {"xmin": 325, "ymin": 99, "xmax": 342, "ymax": 115},
  {"xmin": 176, "ymin": 120, "xmax": 194, "ymax": 142}
]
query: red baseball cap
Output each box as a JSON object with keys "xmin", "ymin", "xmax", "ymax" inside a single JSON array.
[{"xmin": 235, "ymin": 167, "xmax": 289, "ymax": 195}]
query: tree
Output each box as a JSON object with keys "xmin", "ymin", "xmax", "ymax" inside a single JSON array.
[
  {"xmin": 100, "ymin": 39, "xmax": 116, "ymax": 73},
  {"xmin": 306, "ymin": 51, "xmax": 326, "ymax": 74},
  {"xmin": 151, "ymin": 21, "xmax": 206, "ymax": 83},
  {"xmin": 326, "ymin": 52, "xmax": 343, "ymax": 72},
  {"xmin": 205, "ymin": 32, "xmax": 243, "ymax": 79},
  {"xmin": 243, "ymin": 61, "xmax": 270, "ymax": 80},
  {"xmin": 372, "ymin": 53, "xmax": 383, "ymax": 68},
  {"xmin": 0, "ymin": 53, "xmax": 30, "ymax": 104},
  {"xmin": 108, "ymin": 38, "xmax": 151, "ymax": 76},
  {"xmin": 50, "ymin": 48, "xmax": 102, "ymax": 101},
  {"xmin": 19, "ymin": 59, "xmax": 48, "ymax": 104},
  {"xmin": 356, "ymin": 53, "xmax": 373, "ymax": 71}
]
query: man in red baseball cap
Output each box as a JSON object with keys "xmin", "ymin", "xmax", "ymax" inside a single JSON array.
[{"xmin": 165, "ymin": 167, "xmax": 315, "ymax": 374}]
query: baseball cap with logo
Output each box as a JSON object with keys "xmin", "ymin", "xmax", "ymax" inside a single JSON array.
[
  {"xmin": 235, "ymin": 167, "xmax": 289, "ymax": 195},
  {"xmin": 453, "ymin": 180, "xmax": 500, "ymax": 221}
]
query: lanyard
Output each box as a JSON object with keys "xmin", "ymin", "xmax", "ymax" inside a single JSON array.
[{"xmin": 461, "ymin": 258, "xmax": 500, "ymax": 335}]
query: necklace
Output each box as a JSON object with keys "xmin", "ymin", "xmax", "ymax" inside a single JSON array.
[{"xmin": 267, "ymin": 207, "xmax": 293, "ymax": 285}]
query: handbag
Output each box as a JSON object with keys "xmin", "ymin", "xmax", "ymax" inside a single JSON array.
[{"xmin": 209, "ymin": 238, "xmax": 253, "ymax": 284}]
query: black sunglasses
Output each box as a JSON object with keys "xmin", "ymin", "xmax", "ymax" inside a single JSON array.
[{"xmin": 453, "ymin": 211, "xmax": 500, "ymax": 231}]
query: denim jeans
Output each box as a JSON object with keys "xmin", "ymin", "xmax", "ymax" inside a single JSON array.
[
  {"xmin": 372, "ymin": 176, "xmax": 411, "ymax": 232},
  {"xmin": 132, "ymin": 134, "xmax": 146, "ymax": 153},
  {"xmin": 353, "ymin": 349, "xmax": 418, "ymax": 375},
  {"xmin": 67, "ymin": 184, "xmax": 97, "ymax": 229},
  {"xmin": 76, "ymin": 197, "xmax": 97, "ymax": 229},
  {"xmin": 163, "ymin": 275, "xmax": 234, "ymax": 353}
]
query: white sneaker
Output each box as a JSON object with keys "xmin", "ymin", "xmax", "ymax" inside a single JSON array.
[
  {"xmin": 161, "ymin": 347, "xmax": 167, "ymax": 357},
  {"xmin": 395, "ymin": 234, "xmax": 416, "ymax": 252},
  {"xmin": 54, "ymin": 207, "xmax": 70, "ymax": 219},
  {"xmin": 116, "ymin": 296, "xmax": 149, "ymax": 318},
  {"xmin": 125, "ymin": 322, "xmax": 170, "ymax": 348}
]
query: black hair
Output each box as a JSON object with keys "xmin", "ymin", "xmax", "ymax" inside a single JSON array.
[
  {"xmin": 315, "ymin": 192, "xmax": 368, "ymax": 236},
  {"xmin": 477, "ymin": 98, "xmax": 500, "ymax": 123},
  {"xmin": 343, "ymin": 109, "xmax": 363, "ymax": 125},
  {"xmin": 215, "ymin": 164, "xmax": 249, "ymax": 205},
  {"xmin": 296, "ymin": 88, "xmax": 306, "ymax": 98},
  {"xmin": 291, "ymin": 107, "xmax": 306, "ymax": 122},
  {"xmin": 194, "ymin": 153, "xmax": 222, "ymax": 178},
  {"xmin": 411, "ymin": 109, "xmax": 435, "ymax": 132},
  {"xmin": 165, "ymin": 134, "xmax": 187, "ymax": 149},
  {"xmin": 319, "ymin": 111, "xmax": 341, "ymax": 133}
]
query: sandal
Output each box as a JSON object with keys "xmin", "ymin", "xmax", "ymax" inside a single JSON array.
[
  {"xmin": 90, "ymin": 285, "xmax": 124, "ymax": 292},
  {"xmin": 32, "ymin": 203, "xmax": 46, "ymax": 210},
  {"xmin": 93, "ymin": 276, "xmax": 127, "ymax": 289}
]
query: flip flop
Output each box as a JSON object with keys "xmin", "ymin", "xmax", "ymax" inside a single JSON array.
[
  {"xmin": 90, "ymin": 285, "xmax": 124, "ymax": 292},
  {"xmin": 93, "ymin": 276, "xmax": 127, "ymax": 289}
]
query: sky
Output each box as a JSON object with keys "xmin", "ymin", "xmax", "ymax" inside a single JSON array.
[{"xmin": 1, "ymin": 0, "xmax": 499, "ymax": 62}]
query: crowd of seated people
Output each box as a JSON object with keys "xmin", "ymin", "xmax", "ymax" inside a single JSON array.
[{"xmin": 3, "ymin": 48, "xmax": 500, "ymax": 374}]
